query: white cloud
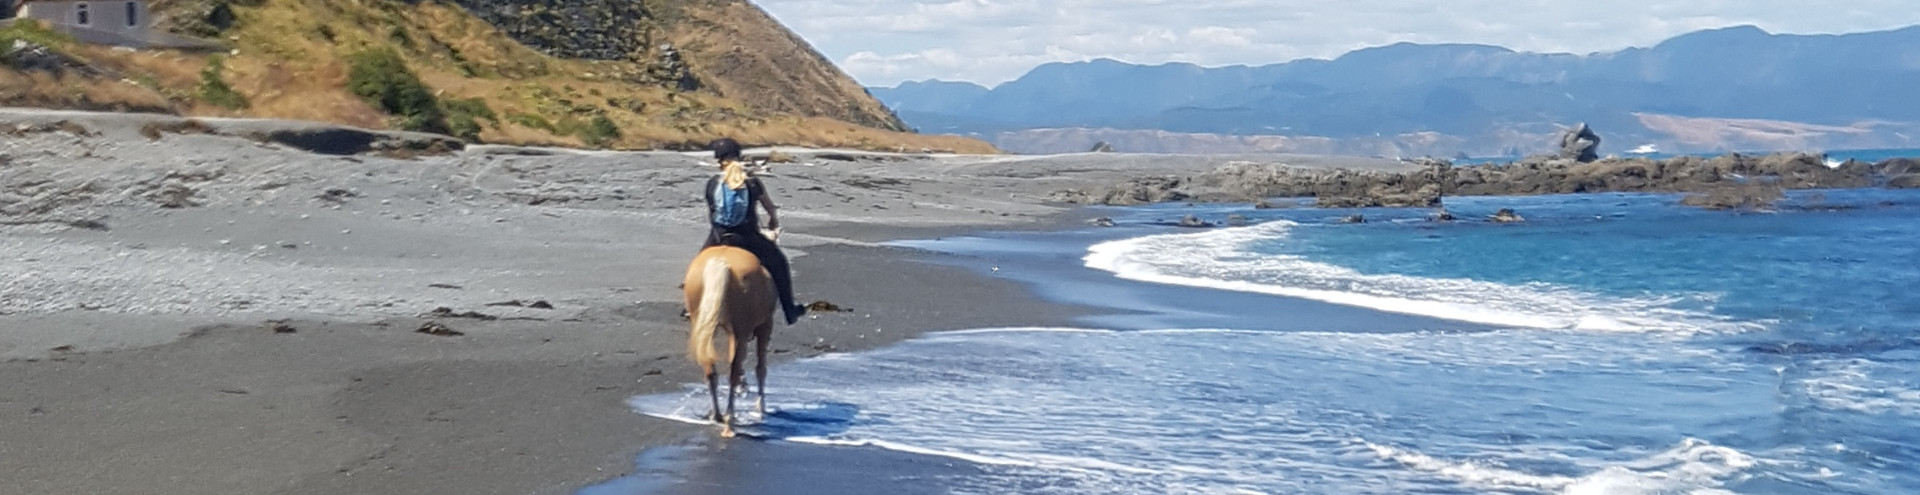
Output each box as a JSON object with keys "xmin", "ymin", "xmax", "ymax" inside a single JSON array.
[
  {"xmin": 1186, "ymin": 26, "xmax": 1254, "ymax": 48},
  {"xmin": 754, "ymin": 0, "xmax": 1920, "ymax": 87}
]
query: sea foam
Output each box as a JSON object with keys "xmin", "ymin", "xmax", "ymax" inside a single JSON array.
[
  {"xmin": 623, "ymin": 327, "xmax": 1803, "ymax": 494},
  {"xmin": 1085, "ymin": 221, "xmax": 1746, "ymax": 333},
  {"xmin": 1370, "ymin": 438, "xmax": 1759, "ymax": 495}
]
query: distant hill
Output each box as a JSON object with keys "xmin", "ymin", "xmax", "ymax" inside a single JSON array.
[
  {"xmin": 0, "ymin": 0, "xmax": 993, "ymax": 152},
  {"xmin": 871, "ymin": 25, "xmax": 1920, "ymax": 156}
]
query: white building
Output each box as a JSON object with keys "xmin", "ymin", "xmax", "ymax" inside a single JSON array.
[{"xmin": 8, "ymin": 0, "xmax": 214, "ymax": 49}]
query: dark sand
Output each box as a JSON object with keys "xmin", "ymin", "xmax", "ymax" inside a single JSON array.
[
  {"xmin": 1, "ymin": 109, "xmax": 1429, "ymax": 494},
  {"xmin": 0, "ymin": 237, "xmax": 1083, "ymax": 495}
]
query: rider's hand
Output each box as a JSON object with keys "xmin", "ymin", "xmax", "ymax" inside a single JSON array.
[{"xmin": 766, "ymin": 218, "xmax": 780, "ymax": 231}]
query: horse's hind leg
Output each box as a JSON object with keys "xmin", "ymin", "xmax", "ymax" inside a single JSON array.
[
  {"xmin": 754, "ymin": 322, "xmax": 772, "ymax": 416},
  {"xmin": 722, "ymin": 334, "xmax": 749, "ymax": 438},
  {"xmin": 704, "ymin": 360, "xmax": 721, "ymax": 424}
]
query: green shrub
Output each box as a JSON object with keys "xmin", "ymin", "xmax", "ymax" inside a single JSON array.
[
  {"xmin": 579, "ymin": 115, "xmax": 621, "ymax": 148},
  {"xmin": 0, "ymin": 19, "xmax": 75, "ymax": 49},
  {"xmin": 345, "ymin": 48, "xmax": 448, "ymax": 135},
  {"xmin": 505, "ymin": 112, "xmax": 555, "ymax": 132},
  {"xmin": 198, "ymin": 55, "xmax": 249, "ymax": 110},
  {"xmin": 440, "ymin": 97, "xmax": 497, "ymax": 142}
]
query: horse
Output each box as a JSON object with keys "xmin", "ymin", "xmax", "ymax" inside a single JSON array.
[{"xmin": 682, "ymin": 245, "xmax": 777, "ymax": 438}]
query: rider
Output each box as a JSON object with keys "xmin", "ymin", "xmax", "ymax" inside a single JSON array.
[{"xmin": 703, "ymin": 137, "xmax": 806, "ymax": 325}]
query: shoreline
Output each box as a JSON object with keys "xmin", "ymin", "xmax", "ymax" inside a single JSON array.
[
  {"xmin": 0, "ymin": 213, "xmax": 1103, "ymax": 495},
  {"xmin": 12, "ymin": 108, "xmax": 1906, "ymax": 494},
  {"xmin": 9, "ymin": 109, "xmax": 1321, "ymax": 495}
]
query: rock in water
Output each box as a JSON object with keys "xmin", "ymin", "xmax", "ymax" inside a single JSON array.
[
  {"xmin": 1558, "ymin": 123, "xmax": 1602, "ymax": 163},
  {"xmin": 1887, "ymin": 175, "xmax": 1920, "ymax": 189},
  {"xmin": 1680, "ymin": 182, "xmax": 1786, "ymax": 209},
  {"xmin": 1089, "ymin": 141, "xmax": 1114, "ymax": 153},
  {"xmin": 1490, "ymin": 208, "xmax": 1525, "ymax": 223},
  {"xmin": 1339, "ymin": 214, "xmax": 1366, "ymax": 224},
  {"xmin": 1177, "ymin": 214, "xmax": 1212, "ymax": 228},
  {"xmin": 1877, "ymin": 157, "xmax": 1920, "ymax": 176}
]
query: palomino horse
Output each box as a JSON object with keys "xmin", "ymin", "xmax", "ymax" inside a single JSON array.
[{"xmin": 682, "ymin": 245, "xmax": 777, "ymax": 438}]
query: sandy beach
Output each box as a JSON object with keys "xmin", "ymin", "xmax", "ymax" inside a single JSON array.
[{"xmin": 0, "ymin": 109, "xmax": 1417, "ymax": 494}]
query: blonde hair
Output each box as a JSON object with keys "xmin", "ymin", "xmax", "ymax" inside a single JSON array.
[{"xmin": 720, "ymin": 159, "xmax": 748, "ymax": 189}]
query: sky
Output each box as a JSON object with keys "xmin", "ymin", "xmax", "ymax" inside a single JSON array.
[{"xmin": 753, "ymin": 0, "xmax": 1920, "ymax": 88}]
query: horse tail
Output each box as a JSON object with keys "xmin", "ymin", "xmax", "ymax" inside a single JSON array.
[{"xmin": 688, "ymin": 255, "xmax": 731, "ymax": 367}]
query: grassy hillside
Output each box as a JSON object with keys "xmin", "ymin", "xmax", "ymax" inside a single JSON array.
[{"xmin": 0, "ymin": 0, "xmax": 995, "ymax": 152}]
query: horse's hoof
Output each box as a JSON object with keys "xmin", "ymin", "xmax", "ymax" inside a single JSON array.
[{"xmin": 721, "ymin": 428, "xmax": 736, "ymax": 439}]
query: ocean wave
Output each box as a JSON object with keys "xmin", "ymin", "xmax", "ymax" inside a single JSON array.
[
  {"xmin": 1800, "ymin": 358, "xmax": 1920, "ymax": 416},
  {"xmin": 624, "ymin": 327, "xmax": 1804, "ymax": 494},
  {"xmin": 1085, "ymin": 221, "xmax": 1750, "ymax": 333},
  {"xmin": 1370, "ymin": 438, "xmax": 1758, "ymax": 495}
]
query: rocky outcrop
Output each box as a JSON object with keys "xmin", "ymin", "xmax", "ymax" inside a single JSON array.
[
  {"xmin": 2, "ymin": 40, "xmax": 97, "ymax": 76},
  {"xmin": 649, "ymin": 43, "xmax": 700, "ymax": 91},
  {"xmin": 1451, "ymin": 152, "xmax": 1874, "ymax": 196},
  {"xmin": 1049, "ymin": 151, "xmax": 1915, "ymax": 209},
  {"xmin": 1557, "ymin": 123, "xmax": 1602, "ymax": 162},
  {"xmin": 148, "ymin": 0, "xmax": 244, "ymax": 37},
  {"xmin": 1879, "ymin": 158, "xmax": 1920, "ymax": 176},
  {"xmin": 1490, "ymin": 208, "xmax": 1525, "ymax": 223},
  {"xmin": 1180, "ymin": 159, "xmax": 1448, "ymax": 208},
  {"xmin": 447, "ymin": 0, "xmax": 650, "ymax": 61},
  {"xmin": 1679, "ymin": 182, "xmax": 1786, "ymax": 209}
]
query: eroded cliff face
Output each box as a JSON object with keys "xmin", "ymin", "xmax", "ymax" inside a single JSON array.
[
  {"xmin": 648, "ymin": 0, "xmax": 909, "ymax": 132},
  {"xmin": 433, "ymin": 0, "xmax": 905, "ymax": 132}
]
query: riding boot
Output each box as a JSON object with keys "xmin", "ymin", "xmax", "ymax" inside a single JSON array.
[{"xmin": 759, "ymin": 247, "xmax": 806, "ymax": 325}]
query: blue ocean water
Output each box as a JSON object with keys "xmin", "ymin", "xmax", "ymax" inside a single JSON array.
[{"xmin": 618, "ymin": 188, "xmax": 1920, "ymax": 494}]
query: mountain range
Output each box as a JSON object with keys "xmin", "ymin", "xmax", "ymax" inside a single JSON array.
[{"xmin": 870, "ymin": 25, "xmax": 1920, "ymax": 156}]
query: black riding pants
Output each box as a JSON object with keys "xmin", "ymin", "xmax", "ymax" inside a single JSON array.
[{"xmin": 705, "ymin": 228, "xmax": 799, "ymax": 318}]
